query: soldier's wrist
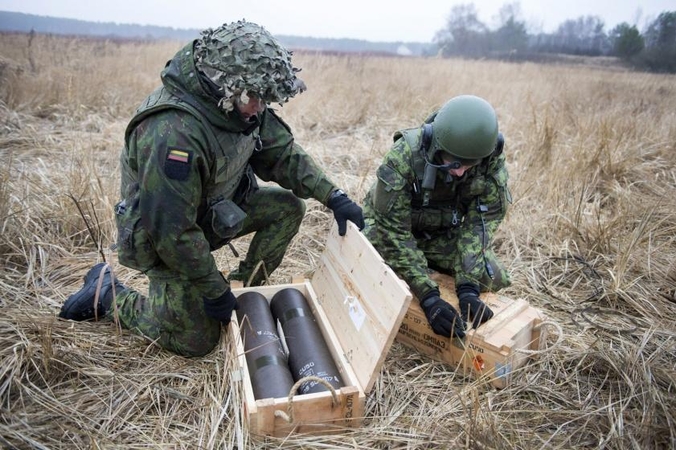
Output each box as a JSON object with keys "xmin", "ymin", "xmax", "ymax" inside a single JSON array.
[
  {"xmin": 414, "ymin": 279, "xmax": 439, "ymax": 301},
  {"xmin": 329, "ymin": 188, "xmax": 347, "ymax": 200},
  {"xmin": 196, "ymin": 270, "xmax": 230, "ymax": 299},
  {"xmin": 420, "ymin": 288, "xmax": 441, "ymax": 306}
]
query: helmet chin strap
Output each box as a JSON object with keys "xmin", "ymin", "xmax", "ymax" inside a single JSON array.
[
  {"xmin": 420, "ymin": 123, "xmax": 465, "ymax": 172},
  {"xmin": 423, "ymin": 151, "xmax": 462, "ymax": 171},
  {"xmin": 419, "ymin": 124, "xmax": 462, "ymax": 204}
]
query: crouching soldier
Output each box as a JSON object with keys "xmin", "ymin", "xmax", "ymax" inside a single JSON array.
[
  {"xmin": 59, "ymin": 20, "xmax": 363, "ymax": 357},
  {"xmin": 363, "ymin": 95, "xmax": 511, "ymax": 339}
]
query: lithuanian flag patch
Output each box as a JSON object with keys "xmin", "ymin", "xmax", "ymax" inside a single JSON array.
[
  {"xmin": 165, "ymin": 148, "xmax": 192, "ymax": 181},
  {"xmin": 168, "ymin": 149, "xmax": 190, "ymax": 163}
]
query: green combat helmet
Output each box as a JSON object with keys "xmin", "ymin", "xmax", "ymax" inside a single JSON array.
[
  {"xmin": 194, "ymin": 20, "xmax": 305, "ymax": 112},
  {"xmin": 431, "ymin": 95, "xmax": 499, "ymax": 165}
]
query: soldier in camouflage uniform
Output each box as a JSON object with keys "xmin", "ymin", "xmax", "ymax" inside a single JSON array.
[
  {"xmin": 363, "ymin": 95, "xmax": 511, "ymax": 339},
  {"xmin": 60, "ymin": 21, "xmax": 364, "ymax": 357}
]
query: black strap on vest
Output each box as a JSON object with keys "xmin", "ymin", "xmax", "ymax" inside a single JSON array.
[
  {"xmin": 421, "ymin": 123, "xmax": 433, "ymax": 152},
  {"xmin": 419, "ymin": 124, "xmax": 436, "ymax": 206}
]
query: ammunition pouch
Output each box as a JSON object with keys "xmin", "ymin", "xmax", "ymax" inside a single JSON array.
[
  {"xmin": 492, "ymin": 167, "xmax": 512, "ymax": 213},
  {"xmin": 201, "ymin": 198, "xmax": 247, "ymax": 250},
  {"xmin": 472, "ymin": 169, "xmax": 510, "ymax": 220},
  {"xmin": 115, "ymin": 195, "xmax": 161, "ymax": 272},
  {"xmin": 372, "ymin": 164, "xmax": 406, "ymax": 215},
  {"xmin": 411, "ymin": 207, "xmax": 462, "ymax": 232}
]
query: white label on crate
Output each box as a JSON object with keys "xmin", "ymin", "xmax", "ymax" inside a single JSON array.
[
  {"xmin": 495, "ymin": 362, "xmax": 512, "ymax": 379},
  {"xmin": 344, "ymin": 295, "xmax": 366, "ymax": 330},
  {"xmin": 231, "ymin": 368, "xmax": 244, "ymax": 382}
]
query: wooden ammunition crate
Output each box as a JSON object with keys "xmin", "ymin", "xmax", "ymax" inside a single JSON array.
[
  {"xmin": 396, "ymin": 273, "xmax": 548, "ymax": 389},
  {"xmin": 229, "ymin": 222, "xmax": 412, "ymax": 437}
]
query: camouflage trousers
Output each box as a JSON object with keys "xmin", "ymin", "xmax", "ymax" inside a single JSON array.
[
  {"xmin": 113, "ymin": 186, "xmax": 306, "ymax": 357},
  {"xmin": 416, "ymin": 232, "xmax": 511, "ymax": 293}
]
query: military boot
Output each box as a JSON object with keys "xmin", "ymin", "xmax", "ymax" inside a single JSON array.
[{"xmin": 59, "ymin": 263, "xmax": 126, "ymax": 321}]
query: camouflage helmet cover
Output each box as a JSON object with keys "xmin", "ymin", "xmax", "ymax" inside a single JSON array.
[
  {"xmin": 194, "ymin": 20, "xmax": 305, "ymax": 112},
  {"xmin": 431, "ymin": 95, "xmax": 499, "ymax": 161}
]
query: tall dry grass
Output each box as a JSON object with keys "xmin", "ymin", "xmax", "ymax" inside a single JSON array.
[{"xmin": 1, "ymin": 32, "xmax": 675, "ymax": 449}]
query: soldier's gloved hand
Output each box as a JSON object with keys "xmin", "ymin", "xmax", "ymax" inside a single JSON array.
[
  {"xmin": 327, "ymin": 189, "xmax": 365, "ymax": 236},
  {"xmin": 420, "ymin": 289, "xmax": 466, "ymax": 339},
  {"xmin": 203, "ymin": 289, "xmax": 239, "ymax": 325},
  {"xmin": 457, "ymin": 282, "xmax": 494, "ymax": 328}
]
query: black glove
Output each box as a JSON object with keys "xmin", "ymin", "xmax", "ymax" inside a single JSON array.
[
  {"xmin": 457, "ymin": 283, "xmax": 494, "ymax": 329},
  {"xmin": 203, "ymin": 289, "xmax": 239, "ymax": 325},
  {"xmin": 327, "ymin": 190, "xmax": 365, "ymax": 236},
  {"xmin": 420, "ymin": 289, "xmax": 466, "ymax": 339}
]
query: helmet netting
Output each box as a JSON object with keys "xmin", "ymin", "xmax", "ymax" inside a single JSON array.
[{"xmin": 194, "ymin": 20, "xmax": 305, "ymax": 112}]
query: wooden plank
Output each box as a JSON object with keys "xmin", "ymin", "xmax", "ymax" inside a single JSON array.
[
  {"xmin": 310, "ymin": 264, "xmax": 385, "ymax": 391},
  {"xmin": 311, "ymin": 222, "xmax": 412, "ymax": 393},
  {"xmin": 480, "ymin": 299, "xmax": 532, "ymax": 337},
  {"xmin": 278, "ymin": 386, "xmax": 363, "ymax": 435},
  {"xmin": 230, "ymin": 310, "xmax": 258, "ymax": 408},
  {"xmin": 302, "ymin": 281, "xmax": 364, "ymax": 399},
  {"xmin": 248, "ymin": 386, "xmax": 364, "ymax": 437}
]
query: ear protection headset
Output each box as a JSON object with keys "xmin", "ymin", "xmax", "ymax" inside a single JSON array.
[{"xmin": 419, "ymin": 124, "xmax": 464, "ymax": 171}]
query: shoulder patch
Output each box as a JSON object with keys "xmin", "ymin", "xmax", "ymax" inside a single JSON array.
[{"xmin": 165, "ymin": 148, "xmax": 192, "ymax": 180}]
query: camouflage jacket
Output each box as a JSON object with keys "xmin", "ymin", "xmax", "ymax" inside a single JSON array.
[
  {"xmin": 363, "ymin": 127, "xmax": 510, "ymax": 299},
  {"xmin": 118, "ymin": 41, "xmax": 337, "ymax": 299}
]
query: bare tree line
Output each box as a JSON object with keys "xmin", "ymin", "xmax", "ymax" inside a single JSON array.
[{"xmin": 434, "ymin": 2, "xmax": 676, "ymax": 73}]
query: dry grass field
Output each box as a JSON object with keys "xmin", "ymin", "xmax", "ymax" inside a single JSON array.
[{"xmin": 1, "ymin": 32, "xmax": 675, "ymax": 449}]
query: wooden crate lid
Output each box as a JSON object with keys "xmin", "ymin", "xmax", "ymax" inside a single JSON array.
[{"xmin": 310, "ymin": 222, "xmax": 412, "ymax": 393}]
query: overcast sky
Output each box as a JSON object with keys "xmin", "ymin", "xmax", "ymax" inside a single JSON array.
[{"xmin": 0, "ymin": 0, "xmax": 672, "ymax": 42}]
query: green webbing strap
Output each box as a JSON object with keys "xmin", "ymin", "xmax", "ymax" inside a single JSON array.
[
  {"xmin": 278, "ymin": 307, "xmax": 307, "ymax": 327},
  {"xmin": 252, "ymin": 354, "xmax": 288, "ymax": 373}
]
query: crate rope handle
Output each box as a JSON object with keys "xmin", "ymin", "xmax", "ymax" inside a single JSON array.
[
  {"xmin": 274, "ymin": 376, "xmax": 339, "ymax": 423},
  {"xmin": 513, "ymin": 320, "xmax": 563, "ymax": 355},
  {"xmin": 572, "ymin": 306, "xmax": 640, "ymax": 335}
]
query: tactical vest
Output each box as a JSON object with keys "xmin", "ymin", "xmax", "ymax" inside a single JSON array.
[
  {"xmin": 387, "ymin": 128, "xmax": 458, "ymax": 232},
  {"xmin": 124, "ymin": 86, "xmax": 259, "ymax": 206},
  {"xmin": 395, "ymin": 127, "xmax": 501, "ymax": 232}
]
